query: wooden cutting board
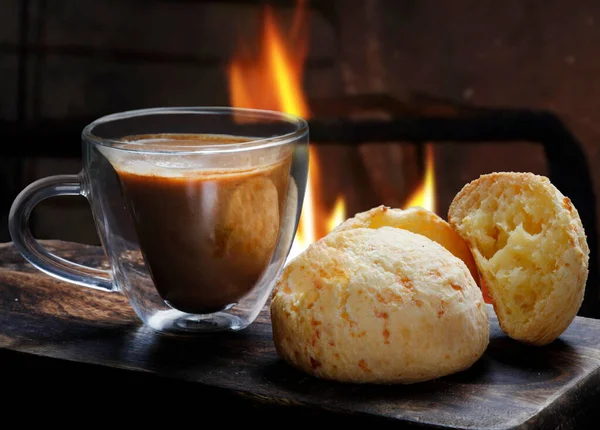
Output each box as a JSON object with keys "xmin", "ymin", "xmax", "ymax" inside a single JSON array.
[{"xmin": 0, "ymin": 241, "xmax": 599, "ymax": 429}]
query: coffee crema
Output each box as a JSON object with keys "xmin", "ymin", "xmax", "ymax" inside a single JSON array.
[{"xmin": 114, "ymin": 133, "xmax": 292, "ymax": 313}]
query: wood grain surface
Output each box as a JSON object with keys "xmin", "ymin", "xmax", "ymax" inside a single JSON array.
[{"xmin": 0, "ymin": 241, "xmax": 599, "ymax": 429}]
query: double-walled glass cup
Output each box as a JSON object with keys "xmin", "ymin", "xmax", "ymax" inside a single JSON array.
[{"xmin": 9, "ymin": 107, "xmax": 308, "ymax": 334}]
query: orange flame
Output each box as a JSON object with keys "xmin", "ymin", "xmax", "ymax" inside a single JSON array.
[
  {"xmin": 404, "ymin": 144, "xmax": 436, "ymax": 212},
  {"xmin": 228, "ymin": 2, "xmax": 345, "ymax": 260},
  {"xmin": 228, "ymin": 6, "xmax": 308, "ymax": 116},
  {"xmin": 327, "ymin": 197, "xmax": 347, "ymax": 232}
]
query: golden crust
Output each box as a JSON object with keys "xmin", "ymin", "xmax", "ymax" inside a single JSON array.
[
  {"xmin": 271, "ymin": 227, "xmax": 489, "ymax": 384},
  {"xmin": 334, "ymin": 205, "xmax": 480, "ymax": 286},
  {"xmin": 448, "ymin": 172, "xmax": 589, "ymax": 345}
]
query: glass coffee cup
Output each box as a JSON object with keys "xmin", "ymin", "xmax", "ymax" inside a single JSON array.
[{"xmin": 9, "ymin": 107, "xmax": 308, "ymax": 334}]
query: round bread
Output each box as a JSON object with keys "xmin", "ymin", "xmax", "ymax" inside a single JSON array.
[
  {"xmin": 334, "ymin": 205, "xmax": 480, "ymax": 286},
  {"xmin": 448, "ymin": 172, "xmax": 589, "ymax": 346},
  {"xmin": 218, "ymin": 176, "xmax": 280, "ymax": 276},
  {"xmin": 271, "ymin": 227, "xmax": 489, "ymax": 384}
]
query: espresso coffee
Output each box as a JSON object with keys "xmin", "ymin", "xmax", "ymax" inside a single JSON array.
[{"xmin": 113, "ymin": 134, "xmax": 292, "ymax": 313}]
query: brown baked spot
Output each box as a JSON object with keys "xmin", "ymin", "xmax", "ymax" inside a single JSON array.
[
  {"xmin": 281, "ymin": 285, "xmax": 291, "ymax": 294},
  {"xmin": 414, "ymin": 299, "xmax": 423, "ymax": 308},
  {"xmin": 342, "ymin": 311, "xmax": 358, "ymax": 328},
  {"xmin": 563, "ymin": 197, "xmax": 574, "ymax": 213},
  {"xmin": 376, "ymin": 289, "xmax": 404, "ymax": 305},
  {"xmin": 330, "ymin": 266, "xmax": 348, "ymax": 281},
  {"xmin": 451, "ymin": 283, "xmax": 463, "ymax": 291},
  {"xmin": 340, "ymin": 289, "xmax": 357, "ymax": 327},
  {"xmin": 383, "ymin": 328, "xmax": 390, "ymax": 344},
  {"xmin": 311, "ymin": 330, "xmax": 321, "ymax": 346},
  {"xmin": 393, "ymin": 275, "xmax": 413, "ymax": 289},
  {"xmin": 352, "ymin": 331, "xmax": 367, "ymax": 338},
  {"xmin": 310, "ymin": 357, "xmax": 322, "ymax": 369},
  {"xmin": 358, "ymin": 359, "xmax": 372, "ymax": 373},
  {"xmin": 334, "ymin": 353, "xmax": 340, "ymax": 359},
  {"xmin": 374, "ymin": 310, "xmax": 391, "ymax": 343},
  {"xmin": 358, "ymin": 360, "xmax": 373, "ymax": 373},
  {"xmin": 329, "ymin": 341, "xmax": 336, "ymax": 347},
  {"xmin": 438, "ymin": 299, "xmax": 446, "ymax": 317},
  {"xmin": 314, "ymin": 279, "xmax": 323, "ymax": 290},
  {"xmin": 311, "ymin": 319, "xmax": 321, "ymax": 326}
]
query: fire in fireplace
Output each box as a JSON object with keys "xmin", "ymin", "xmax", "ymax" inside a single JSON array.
[
  {"xmin": 227, "ymin": 2, "xmax": 347, "ymax": 259},
  {"xmin": 227, "ymin": 1, "xmax": 436, "ymax": 260},
  {"xmin": 404, "ymin": 144, "xmax": 436, "ymax": 213}
]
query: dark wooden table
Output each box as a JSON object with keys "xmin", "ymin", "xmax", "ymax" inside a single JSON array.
[{"xmin": 1, "ymin": 241, "xmax": 600, "ymax": 429}]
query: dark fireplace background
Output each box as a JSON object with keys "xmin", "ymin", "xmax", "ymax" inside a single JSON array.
[{"xmin": 1, "ymin": 0, "xmax": 599, "ymax": 316}]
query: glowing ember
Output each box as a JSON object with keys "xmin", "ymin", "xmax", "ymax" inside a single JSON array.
[
  {"xmin": 227, "ymin": 2, "xmax": 346, "ymax": 261},
  {"xmin": 404, "ymin": 144, "xmax": 436, "ymax": 213}
]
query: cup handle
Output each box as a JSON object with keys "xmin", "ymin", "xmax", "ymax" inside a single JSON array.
[{"xmin": 8, "ymin": 174, "xmax": 114, "ymax": 292}]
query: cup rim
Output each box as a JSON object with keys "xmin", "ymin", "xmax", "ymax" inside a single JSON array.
[{"xmin": 82, "ymin": 107, "xmax": 308, "ymax": 154}]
